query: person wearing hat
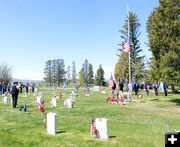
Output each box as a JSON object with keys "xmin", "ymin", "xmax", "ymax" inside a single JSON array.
[{"xmin": 11, "ymin": 82, "xmax": 19, "ymax": 108}]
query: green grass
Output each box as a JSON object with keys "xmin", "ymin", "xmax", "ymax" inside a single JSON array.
[{"xmin": 0, "ymin": 88, "xmax": 180, "ymax": 147}]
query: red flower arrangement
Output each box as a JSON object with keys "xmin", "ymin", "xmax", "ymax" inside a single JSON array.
[
  {"xmin": 115, "ymin": 97, "xmax": 119, "ymax": 102},
  {"xmin": 120, "ymin": 97, "xmax": 124, "ymax": 102},
  {"xmin": 106, "ymin": 97, "xmax": 110, "ymax": 102},
  {"xmin": 111, "ymin": 97, "xmax": 115, "ymax": 102},
  {"xmin": 40, "ymin": 106, "xmax": 44, "ymax": 112},
  {"xmin": 41, "ymin": 99, "xmax": 44, "ymax": 105},
  {"xmin": 94, "ymin": 128, "xmax": 99, "ymax": 138}
]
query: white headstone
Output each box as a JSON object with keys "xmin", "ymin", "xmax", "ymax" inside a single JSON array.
[
  {"xmin": 95, "ymin": 118, "xmax": 109, "ymax": 139},
  {"xmin": 101, "ymin": 91, "xmax": 106, "ymax": 94},
  {"xmin": 47, "ymin": 112, "xmax": 57, "ymax": 135},
  {"xmin": 86, "ymin": 94, "xmax": 90, "ymax": 96},
  {"xmin": 37, "ymin": 96, "xmax": 41, "ymax": 104},
  {"xmin": 93, "ymin": 86, "xmax": 100, "ymax": 92},
  {"xmin": 66, "ymin": 99, "xmax": 73, "ymax": 108},
  {"xmin": 51, "ymin": 98, "xmax": 56, "ymax": 108},
  {"xmin": 4, "ymin": 97, "xmax": 8, "ymax": 104}
]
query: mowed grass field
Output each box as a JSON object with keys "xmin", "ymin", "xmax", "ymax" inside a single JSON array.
[{"xmin": 0, "ymin": 87, "xmax": 180, "ymax": 147}]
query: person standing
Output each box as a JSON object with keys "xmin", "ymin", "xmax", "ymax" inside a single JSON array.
[
  {"xmin": 145, "ymin": 83, "xmax": 150, "ymax": 96},
  {"xmin": 120, "ymin": 81, "xmax": 124, "ymax": 92},
  {"xmin": 32, "ymin": 83, "xmax": 35, "ymax": 93},
  {"xmin": 134, "ymin": 82, "xmax": 139, "ymax": 95},
  {"xmin": 163, "ymin": 83, "xmax": 167, "ymax": 96},
  {"xmin": 26, "ymin": 83, "xmax": 29, "ymax": 94},
  {"xmin": 153, "ymin": 83, "xmax": 158, "ymax": 96},
  {"xmin": 11, "ymin": 82, "xmax": 19, "ymax": 108},
  {"xmin": 19, "ymin": 82, "xmax": 23, "ymax": 93},
  {"xmin": 7, "ymin": 83, "xmax": 12, "ymax": 94}
]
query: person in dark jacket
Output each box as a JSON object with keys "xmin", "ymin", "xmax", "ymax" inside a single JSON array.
[
  {"xmin": 26, "ymin": 83, "xmax": 29, "ymax": 94},
  {"xmin": 119, "ymin": 82, "xmax": 124, "ymax": 92},
  {"xmin": 134, "ymin": 82, "xmax": 139, "ymax": 95},
  {"xmin": 32, "ymin": 83, "xmax": 35, "ymax": 93},
  {"xmin": 11, "ymin": 82, "xmax": 19, "ymax": 108}
]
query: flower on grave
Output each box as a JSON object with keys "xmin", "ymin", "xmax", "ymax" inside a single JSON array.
[
  {"xmin": 57, "ymin": 93, "xmax": 62, "ymax": 98},
  {"xmin": 40, "ymin": 106, "xmax": 44, "ymax": 112},
  {"xmin": 83, "ymin": 89, "xmax": 86, "ymax": 93},
  {"xmin": 115, "ymin": 97, "xmax": 119, "ymax": 102},
  {"xmin": 94, "ymin": 128, "xmax": 99, "ymax": 138},
  {"xmin": 137, "ymin": 93, "xmax": 143, "ymax": 99},
  {"xmin": 41, "ymin": 98, "xmax": 44, "ymax": 105},
  {"xmin": 106, "ymin": 97, "xmax": 111, "ymax": 102},
  {"xmin": 120, "ymin": 97, "xmax": 124, "ymax": 102},
  {"xmin": 111, "ymin": 97, "xmax": 115, "ymax": 102}
]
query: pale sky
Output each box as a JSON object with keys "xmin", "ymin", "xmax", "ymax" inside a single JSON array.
[{"xmin": 0, "ymin": 0, "xmax": 159, "ymax": 80}]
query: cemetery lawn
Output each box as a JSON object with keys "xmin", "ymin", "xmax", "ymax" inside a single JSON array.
[{"xmin": 0, "ymin": 88, "xmax": 180, "ymax": 147}]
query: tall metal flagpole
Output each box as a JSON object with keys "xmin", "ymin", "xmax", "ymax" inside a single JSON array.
[{"xmin": 127, "ymin": 4, "xmax": 132, "ymax": 97}]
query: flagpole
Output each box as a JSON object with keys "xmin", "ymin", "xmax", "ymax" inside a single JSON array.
[{"xmin": 127, "ymin": 4, "xmax": 132, "ymax": 97}]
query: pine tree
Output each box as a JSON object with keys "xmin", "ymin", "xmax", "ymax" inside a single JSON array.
[
  {"xmin": 114, "ymin": 52, "xmax": 129, "ymax": 82},
  {"xmin": 66, "ymin": 65, "xmax": 71, "ymax": 86},
  {"xmin": 72, "ymin": 61, "xmax": 76, "ymax": 83},
  {"xmin": 88, "ymin": 63, "xmax": 94, "ymax": 85},
  {"xmin": 78, "ymin": 59, "xmax": 93, "ymax": 87},
  {"xmin": 44, "ymin": 60, "xmax": 52, "ymax": 86},
  {"xmin": 116, "ymin": 11, "xmax": 145, "ymax": 81},
  {"xmin": 147, "ymin": 0, "xmax": 180, "ymax": 87},
  {"xmin": 94, "ymin": 64, "xmax": 105, "ymax": 86}
]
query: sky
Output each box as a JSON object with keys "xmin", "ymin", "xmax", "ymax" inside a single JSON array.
[{"xmin": 0, "ymin": 0, "xmax": 159, "ymax": 80}]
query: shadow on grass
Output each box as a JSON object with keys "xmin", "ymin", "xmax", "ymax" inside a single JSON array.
[
  {"xmin": 56, "ymin": 131, "xmax": 66, "ymax": 134},
  {"xmin": 151, "ymin": 99, "xmax": 159, "ymax": 101},
  {"xmin": 109, "ymin": 136, "xmax": 116, "ymax": 139},
  {"xmin": 169, "ymin": 99, "xmax": 180, "ymax": 106}
]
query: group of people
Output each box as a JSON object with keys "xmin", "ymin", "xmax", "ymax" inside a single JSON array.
[
  {"xmin": 0, "ymin": 81, "xmax": 37, "ymax": 108},
  {"xmin": 110, "ymin": 75, "xmax": 168, "ymax": 96}
]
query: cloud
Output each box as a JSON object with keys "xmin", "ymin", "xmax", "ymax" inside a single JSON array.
[{"xmin": 13, "ymin": 71, "xmax": 44, "ymax": 80}]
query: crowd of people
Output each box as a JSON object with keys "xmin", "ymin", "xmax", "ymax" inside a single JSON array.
[
  {"xmin": 110, "ymin": 75, "xmax": 168, "ymax": 97},
  {"xmin": 0, "ymin": 81, "xmax": 38, "ymax": 108}
]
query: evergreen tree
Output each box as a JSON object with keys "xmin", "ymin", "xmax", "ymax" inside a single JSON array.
[
  {"xmin": 44, "ymin": 59, "xmax": 66, "ymax": 86},
  {"xmin": 44, "ymin": 60, "xmax": 52, "ymax": 86},
  {"xmin": 114, "ymin": 52, "xmax": 129, "ymax": 82},
  {"xmin": 78, "ymin": 59, "xmax": 93, "ymax": 87},
  {"xmin": 88, "ymin": 63, "xmax": 94, "ymax": 85},
  {"xmin": 66, "ymin": 65, "xmax": 71, "ymax": 86},
  {"xmin": 72, "ymin": 61, "xmax": 76, "ymax": 83},
  {"xmin": 56, "ymin": 59, "xmax": 66, "ymax": 86},
  {"xmin": 147, "ymin": 0, "xmax": 180, "ymax": 87},
  {"xmin": 94, "ymin": 64, "xmax": 105, "ymax": 86},
  {"xmin": 116, "ymin": 11, "xmax": 145, "ymax": 81}
]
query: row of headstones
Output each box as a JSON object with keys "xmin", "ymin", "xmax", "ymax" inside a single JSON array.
[
  {"xmin": 37, "ymin": 96, "xmax": 74, "ymax": 108},
  {"xmin": 47, "ymin": 112, "xmax": 109, "ymax": 139}
]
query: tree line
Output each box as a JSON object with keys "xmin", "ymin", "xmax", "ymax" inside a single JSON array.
[{"xmin": 43, "ymin": 59, "xmax": 106, "ymax": 87}]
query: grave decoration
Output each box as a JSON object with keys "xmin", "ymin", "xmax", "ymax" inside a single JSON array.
[
  {"xmin": 57, "ymin": 93, "xmax": 62, "ymax": 99},
  {"xmin": 24, "ymin": 102, "xmax": 27, "ymax": 112},
  {"xmin": 137, "ymin": 93, "xmax": 143, "ymax": 99},
  {"xmin": 90, "ymin": 116, "xmax": 100, "ymax": 138}
]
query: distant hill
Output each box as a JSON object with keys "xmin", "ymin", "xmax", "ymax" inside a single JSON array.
[{"xmin": 12, "ymin": 78, "xmax": 42, "ymax": 84}]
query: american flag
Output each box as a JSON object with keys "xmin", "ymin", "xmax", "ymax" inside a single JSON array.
[
  {"xmin": 122, "ymin": 41, "xmax": 130, "ymax": 52},
  {"xmin": 108, "ymin": 74, "xmax": 114, "ymax": 89},
  {"xmin": 90, "ymin": 116, "xmax": 95, "ymax": 135}
]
